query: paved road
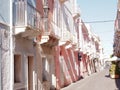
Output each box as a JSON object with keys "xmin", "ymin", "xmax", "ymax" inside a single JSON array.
[{"xmin": 61, "ymin": 69, "xmax": 120, "ymax": 90}]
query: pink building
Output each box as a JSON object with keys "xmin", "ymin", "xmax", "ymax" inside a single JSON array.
[
  {"xmin": 113, "ymin": 0, "xmax": 120, "ymax": 57},
  {"xmin": 0, "ymin": 0, "xmax": 103, "ymax": 90},
  {"xmin": 49, "ymin": 0, "xmax": 103, "ymax": 89}
]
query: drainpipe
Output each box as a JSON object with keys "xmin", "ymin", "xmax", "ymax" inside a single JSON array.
[
  {"xmin": 0, "ymin": 27, "xmax": 1, "ymax": 90},
  {"xmin": 10, "ymin": 0, "xmax": 14, "ymax": 90}
]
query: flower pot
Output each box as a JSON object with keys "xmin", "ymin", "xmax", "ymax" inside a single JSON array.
[{"xmin": 110, "ymin": 74, "xmax": 119, "ymax": 79}]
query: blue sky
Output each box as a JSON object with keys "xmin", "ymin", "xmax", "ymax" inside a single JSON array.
[{"xmin": 77, "ymin": 0, "xmax": 117, "ymax": 57}]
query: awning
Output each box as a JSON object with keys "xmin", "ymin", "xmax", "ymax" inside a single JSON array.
[{"xmin": 106, "ymin": 56, "xmax": 120, "ymax": 62}]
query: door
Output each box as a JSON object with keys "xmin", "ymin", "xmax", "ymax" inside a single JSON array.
[{"xmin": 28, "ymin": 56, "xmax": 34, "ymax": 90}]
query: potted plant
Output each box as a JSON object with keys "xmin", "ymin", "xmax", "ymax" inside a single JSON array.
[{"xmin": 109, "ymin": 61, "xmax": 120, "ymax": 78}]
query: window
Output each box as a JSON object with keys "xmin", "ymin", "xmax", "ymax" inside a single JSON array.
[{"xmin": 28, "ymin": 56, "xmax": 34, "ymax": 90}]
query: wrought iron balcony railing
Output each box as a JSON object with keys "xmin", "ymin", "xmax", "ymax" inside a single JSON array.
[
  {"xmin": 58, "ymin": 29, "xmax": 73, "ymax": 46},
  {"xmin": 13, "ymin": 0, "xmax": 43, "ymax": 37}
]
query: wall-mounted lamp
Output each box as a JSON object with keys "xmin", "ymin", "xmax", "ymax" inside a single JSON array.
[
  {"xmin": 78, "ymin": 52, "xmax": 82, "ymax": 61},
  {"xmin": 43, "ymin": 0, "xmax": 49, "ymax": 31},
  {"xmin": 43, "ymin": 0, "xmax": 49, "ymax": 18}
]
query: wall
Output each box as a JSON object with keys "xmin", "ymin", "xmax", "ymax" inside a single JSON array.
[
  {"xmin": 0, "ymin": 0, "xmax": 12, "ymax": 89},
  {"xmin": 14, "ymin": 37, "xmax": 43, "ymax": 90},
  {"xmin": 0, "ymin": 23, "xmax": 10, "ymax": 90},
  {"xmin": 41, "ymin": 45, "xmax": 56, "ymax": 90}
]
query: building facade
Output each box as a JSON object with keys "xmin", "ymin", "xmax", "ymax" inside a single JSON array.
[
  {"xmin": 114, "ymin": 0, "xmax": 120, "ymax": 57},
  {"xmin": 0, "ymin": 0, "xmax": 104, "ymax": 90},
  {"xmin": 13, "ymin": 0, "xmax": 44, "ymax": 90},
  {"xmin": 0, "ymin": 0, "xmax": 12, "ymax": 90}
]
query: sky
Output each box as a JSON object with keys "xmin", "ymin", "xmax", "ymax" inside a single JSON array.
[{"xmin": 77, "ymin": 0, "xmax": 117, "ymax": 57}]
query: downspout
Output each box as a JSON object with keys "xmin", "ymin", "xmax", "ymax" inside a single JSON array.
[
  {"xmin": 10, "ymin": 0, "xmax": 14, "ymax": 90},
  {"xmin": 0, "ymin": 27, "xmax": 1, "ymax": 90}
]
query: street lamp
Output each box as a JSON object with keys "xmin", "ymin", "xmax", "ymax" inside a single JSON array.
[
  {"xmin": 33, "ymin": 1, "xmax": 49, "ymax": 46},
  {"xmin": 43, "ymin": 0, "xmax": 49, "ymax": 32},
  {"xmin": 43, "ymin": 7, "xmax": 49, "ymax": 18}
]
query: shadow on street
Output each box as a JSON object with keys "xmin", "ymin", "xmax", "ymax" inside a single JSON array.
[
  {"xmin": 105, "ymin": 74, "xmax": 120, "ymax": 90},
  {"xmin": 115, "ymin": 79, "xmax": 120, "ymax": 89},
  {"xmin": 105, "ymin": 74, "xmax": 110, "ymax": 78}
]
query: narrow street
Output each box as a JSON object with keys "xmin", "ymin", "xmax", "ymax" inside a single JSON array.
[
  {"xmin": 0, "ymin": 0, "xmax": 119, "ymax": 90},
  {"xmin": 61, "ymin": 69, "xmax": 120, "ymax": 90}
]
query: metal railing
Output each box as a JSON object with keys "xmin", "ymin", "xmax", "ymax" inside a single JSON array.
[
  {"xmin": 13, "ymin": 0, "xmax": 42, "ymax": 30},
  {"xmin": 62, "ymin": 30, "xmax": 73, "ymax": 42},
  {"xmin": 51, "ymin": 21, "xmax": 61, "ymax": 37},
  {"xmin": 43, "ymin": 0, "xmax": 48, "ymax": 6}
]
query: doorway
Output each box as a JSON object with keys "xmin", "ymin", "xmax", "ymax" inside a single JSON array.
[
  {"xmin": 14, "ymin": 55, "xmax": 22, "ymax": 83},
  {"xmin": 28, "ymin": 56, "xmax": 34, "ymax": 90}
]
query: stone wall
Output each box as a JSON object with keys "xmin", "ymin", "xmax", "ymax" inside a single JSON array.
[{"xmin": 0, "ymin": 24, "xmax": 10, "ymax": 90}]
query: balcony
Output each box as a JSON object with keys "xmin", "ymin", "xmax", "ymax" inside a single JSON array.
[
  {"xmin": 59, "ymin": 30, "xmax": 73, "ymax": 46},
  {"xmin": 71, "ymin": 34, "xmax": 78, "ymax": 50},
  {"xmin": 43, "ymin": 0, "xmax": 48, "ymax": 8},
  {"xmin": 40, "ymin": 22, "xmax": 59, "ymax": 46},
  {"xmin": 51, "ymin": 21, "xmax": 61, "ymax": 38},
  {"xmin": 72, "ymin": 34, "xmax": 77, "ymax": 45},
  {"xmin": 115, "ymin": 19, "xmax": 120, "ymax": 32},
  {"xmin": 73, "ymin": 13, "xmax": 80, "ymax": 20},
  {"xmin": 72, "ymin": 6, "xmax": 80, "ymax": 20},
  {"xmin": 59, "ymin": 0, "xmax": 68, "ymax": 3},
  {"xmin": 13, "ymin": 0, "xmax": 43, "ymax": 39}
]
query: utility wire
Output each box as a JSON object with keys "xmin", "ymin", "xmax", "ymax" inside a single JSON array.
[
  {"xmin": 84, "ymin": 20, "xmax": 114, "ymax": 23},
  {"xmin": 0, "ymin": 13, "xmax": 7, "ymax": 23}
]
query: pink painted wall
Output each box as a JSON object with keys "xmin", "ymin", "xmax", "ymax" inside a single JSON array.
[
  {"xmin": 60, "ymin": 46, "xmax": 72, "ymax": 86},
  {"xmin": 80, "ymin": 54, "xmax": 89, "ymax": 77},
  {"xmin": 55, "ymin": 46, "xmax": 81, "ymax": 88},
  {"xmin": 54, "ymin": 45, "xmax": 82, "ymax": 89},
  {"xmin": 67, "ymin": 49, "xmax": 78, "ymax": 81},
  {"xmin": 54, "ymin": 46, "xmax": 61, "ymax": 89},
  {"xmin": 74, "ymin": 51, "xmax": 81, "ymax": 79},
  {"xmin": 36, "ymin": 0, "xmax": 44, "ymax": 16}
]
